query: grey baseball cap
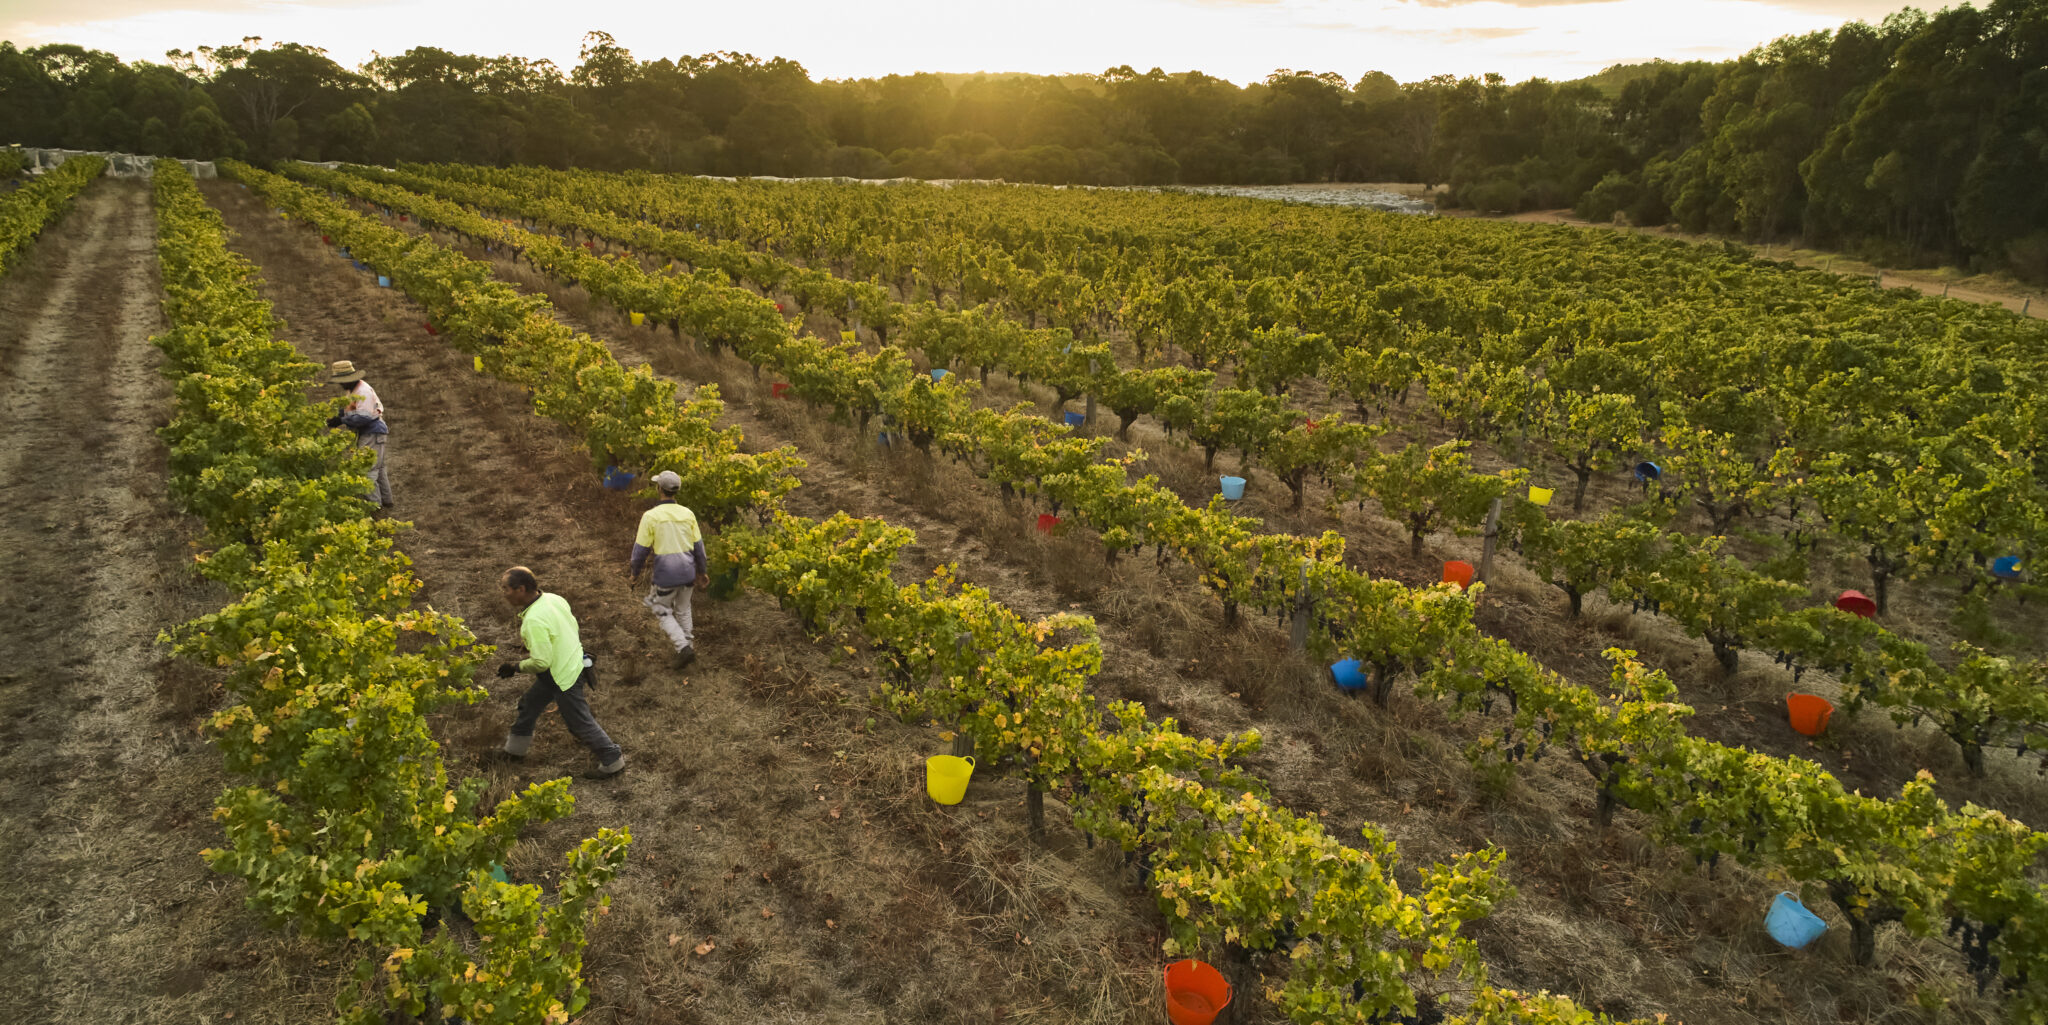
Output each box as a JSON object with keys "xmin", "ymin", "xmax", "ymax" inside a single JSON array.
[{"xmin": 652, "ymin": 470, "xmax": 681, "ymax": 491}]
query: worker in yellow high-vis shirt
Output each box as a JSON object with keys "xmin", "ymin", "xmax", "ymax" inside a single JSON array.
[
  {"xmin": 495, "ymin": 565, "xmax": 625, "ymax": 779},
  {"xmin": 626, "ymin": 470, "xmax": 708, "ymax": 670}
]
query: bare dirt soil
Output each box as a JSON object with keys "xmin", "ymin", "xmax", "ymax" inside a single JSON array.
[{"xmin": 0, "ymin": 180, "xmax": 344, "ymax": 1024}]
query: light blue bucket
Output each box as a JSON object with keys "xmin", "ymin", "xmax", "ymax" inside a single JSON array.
[
  {"xmin": 1219, "ymin": 476, "xmax": 1246, "ymax": 500},
  {"xmin": 930, "ymin": 368, "xmax": 948, "ymax": 382},
  {"xmin": 376, "ymin": 275, "xmax": 391, "ymax": 288},
  {"xmin": 1330, "ymin": 659, "xmax": 1367, "ymax": 692},
  {"xmin": 1766, "ymin": 892, "xmax": 1826, "ymax": 949},
  {"xmin": 1063, "ymin": 411, "xmax": 1085, "ymax": 427}
]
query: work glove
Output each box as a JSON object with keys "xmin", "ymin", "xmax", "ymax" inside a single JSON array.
[
  {"xmin": 496, "ymin": 662, "xmax": 518, "ymax": 679},
  {"xmin": 325, "ymin": 415, "xmax": 343, "ymax": 428}
]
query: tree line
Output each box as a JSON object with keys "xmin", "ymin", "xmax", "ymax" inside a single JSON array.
[{"xmin": 2, "ymin": 0, "xmax": 2042, "ymax": 278}]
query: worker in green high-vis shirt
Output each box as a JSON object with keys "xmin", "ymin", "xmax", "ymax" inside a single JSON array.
[{"xmin": 495, "ymin": 565, "xmax": 626, "ymax": 779}]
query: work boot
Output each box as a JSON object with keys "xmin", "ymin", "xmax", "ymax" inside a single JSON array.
[
  {"xmin": 501, "ymin": 733, "xmax": 533, "ymax": 759},
  {"xmin": 672, "ymin": 645, "xmax": 697, "ymax": 670},
  {"xmin": 582, "ymin": 755, "xmax": 627, "ymax": 780}
]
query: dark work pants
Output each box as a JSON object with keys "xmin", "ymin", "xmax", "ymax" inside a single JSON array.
[{"xmin": 508, "ymin": 668, "xmax": 621, "ymax": 765}]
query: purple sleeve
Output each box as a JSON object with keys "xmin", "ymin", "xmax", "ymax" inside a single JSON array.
[
  {"xmin": 692, "ymin": 540, "xmax": 708, "ymax": 578},
  {"xmin": 629, "ymin": 543, "xmax": 652, "ymax": 575}
]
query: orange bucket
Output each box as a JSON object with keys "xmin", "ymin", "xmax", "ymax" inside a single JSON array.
[
  {"xmin": 1786, "ymin": 693, "xmax": 1834, "ymax": 736},
  {"xmin": 1164, "ymin": 960, "xmax": 1231, "ymax": 1025},
  {"xmin": 1442, "ymin": 561, "xmax": 1475, "ymax": 589}
]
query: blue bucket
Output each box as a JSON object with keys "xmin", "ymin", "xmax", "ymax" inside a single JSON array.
[
  {"xmin": 1219, "ymin": 476, "xmax": 1246, "ymax": 500},
  {"xmin": 1633, "ymin": 461, "xmax": 1662, "ymax": 482},
  {"xmin": 1765, "ymin": 892, "xmax": 1826, "ymax": 949},
  {"xmin": 1992, "ymin": 556, "xmax": 2023, "ymax": 580},
  {"xmin": 1330, "ymin": 659, "xmax": 1367, "ymax": 692},
  {"xmin": 1063, "ymin": 411, "xmax": 1085, "ymax": 427},
  {"xmin": 930, "ymin": 368, "xmax": 949, "ymax": 382},
  {"xmin": 601, "ymin": 466, "xmax": 636, "ymax": 490},
  {"xmin": 376, "ymin": 275, "xmax": 391, "ymax": 288}
]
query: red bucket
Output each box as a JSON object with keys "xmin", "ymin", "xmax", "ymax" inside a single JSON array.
[
  {"xmin": 1787, "ymin": 693, "xmax": 1834, "ymax": 737},
  {"xmin": 1164, "ymin": 960, "xmax": 1231, "ymax": 1025},
  {"xmin": 1036, "ymin": 514, "xmax": 1059, "ymax": 534},
  {"xmin": 1834, "ymin": 590, "xmax": 1876, "ymax": 618},
  {"xmin": 771, "ymin": 382, "xmax": 791, "ymax": 398},
  {"xmin": 1442, "ymin": 561, "xmax": 1475, "ymax": 590}
]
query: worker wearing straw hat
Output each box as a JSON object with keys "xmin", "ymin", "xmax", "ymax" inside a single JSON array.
[{"xmin": 323, "ymin": 359, "xmax": 392, "ymax": 508}]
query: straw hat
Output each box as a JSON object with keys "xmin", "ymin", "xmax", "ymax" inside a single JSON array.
[{"xmin": 326, "ymin": 359, "xmax": 366, "ymax": 383}]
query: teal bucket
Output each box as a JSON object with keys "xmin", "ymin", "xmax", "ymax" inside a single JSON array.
[
  {"xmin": 930, "ymin": 368, "xmax": 949, "ymax": 382},
  {"xmin": 1766, "ymin": 892, "xmax": 1825, "ymax": 949},
  {"xmin": 1219, "ymin": 476, "xmax": 1246, "ymax": 500}
]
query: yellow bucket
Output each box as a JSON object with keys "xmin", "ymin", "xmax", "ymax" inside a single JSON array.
[
  {"xmin": 925, "ymin": 755, "xmax": 975, "ymax": 805},
  {"xmin": 1529, "ymin": 486, "xmax": 1554, "ymax": 506},
  {"xmin": 630, "ymin": 311, "xmax": 646, "ymax": 327}
]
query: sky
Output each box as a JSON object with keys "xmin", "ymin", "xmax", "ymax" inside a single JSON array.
[{"xmin": 2, "ymin": 0, "xmax": 1920, "ymax": 84}]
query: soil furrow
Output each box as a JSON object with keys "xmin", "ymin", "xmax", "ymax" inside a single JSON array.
[{"xmin": 0, "ymin": 179, "xmax": 329, "ymax": 1025}]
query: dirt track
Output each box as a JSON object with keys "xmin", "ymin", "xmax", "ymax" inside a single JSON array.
[{"xmin": 0, "ymin": 180, "xmax": 343, "ymax": 1023}]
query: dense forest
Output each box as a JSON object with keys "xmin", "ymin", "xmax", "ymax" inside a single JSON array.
[{"xmin": 3, "ymin": 0, "xmax": 2043, "ymax": 277}]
